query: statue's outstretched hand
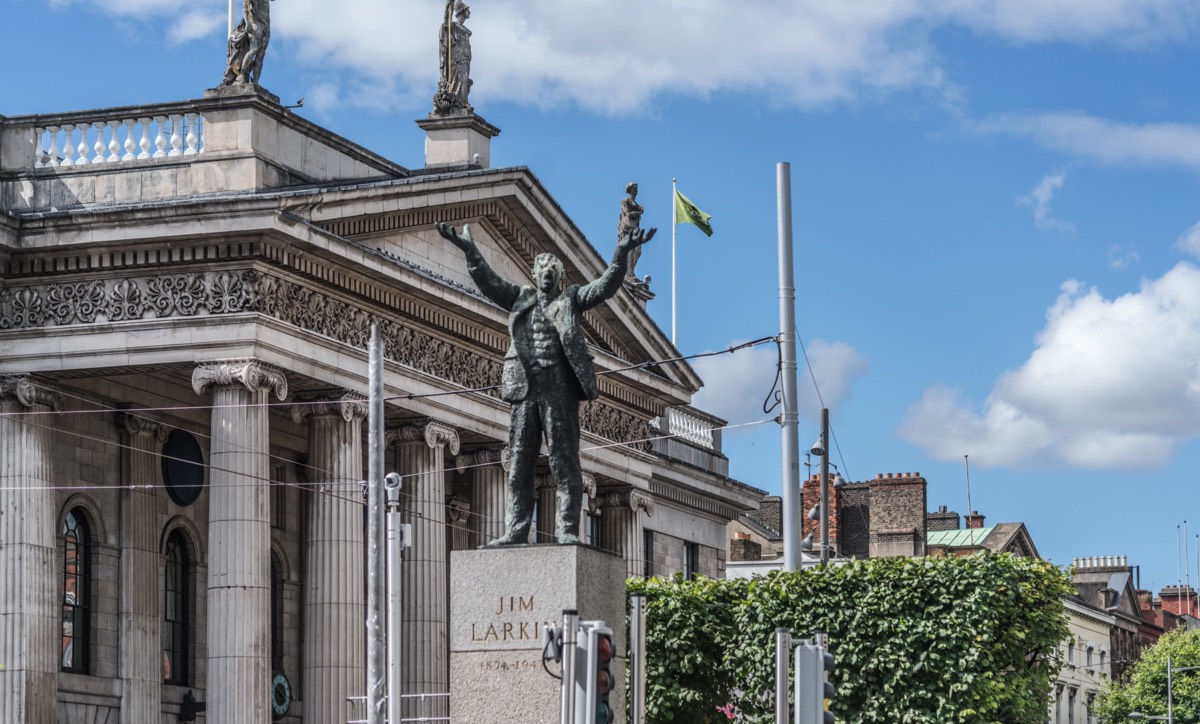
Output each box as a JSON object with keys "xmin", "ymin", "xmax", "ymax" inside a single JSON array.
[
  {"xmin": 437, "ymin": 222, "xmax": 477, "ymax": 253},
  {"xmin": 619, "ymin": 227, "xmax": 656, "ymax": 253}
]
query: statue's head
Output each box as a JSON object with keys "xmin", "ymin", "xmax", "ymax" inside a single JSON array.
[
  {"xmin": 626, "ymin": 182, "xmax": 638, "ymax": 196},
  {"xmin": 455, "ymin": 1, "xmax": 470, "ymax": 20},
  {"xmin": 533, "ymin": 253, "xmax": 564, "ymax": 293}
]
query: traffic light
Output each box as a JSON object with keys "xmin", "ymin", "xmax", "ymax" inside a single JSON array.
[
  {"xmin": 575, "ymin": 621, "xmax": 616, "ymax": 724},
  {"xmin": 795, "ymin": 640, "xmax": 835, "ymax": 724}
]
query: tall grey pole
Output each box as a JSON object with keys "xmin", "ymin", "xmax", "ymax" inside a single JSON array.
[
  {"xmin": 560, "ymin": 610, "xmax": 579, "ymax": 724},
  {"xmin": 385, "ymin": 474, "xmax": 405, "ymax": 724},
  {"xmin": 775, "ymin": 627, "xmax": 791, "ymax": 724},
  {"xmin": 1168, "ymin": 654, "xmax": 1174, "ymax": 724},
  {"xmin": 777, "ymin": 162, "xmax": 802, "ymax": 572},
  {"xmin": 366, "ymin": 325, "xmax": 386, "ymax": 724},
  {"xmin": 629, "ymin": 594, "xmax": 647, "ymax": 724},
  {"xmin": 819, "ymin": 408, "xmax": 830, "ymax": 565}
]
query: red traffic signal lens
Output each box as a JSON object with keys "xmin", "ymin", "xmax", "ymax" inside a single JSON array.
[{"xmin": 596, "ymin": 635, "xmax": 612, "ymax": 663}]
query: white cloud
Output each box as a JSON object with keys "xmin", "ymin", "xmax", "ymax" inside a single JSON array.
[
  {"xmin": 691, "ymin": 339, "xmax": 867, "ymax": 428},
  {"xmin": 899, "ymin": 265, "xmax": 1200, "ymax": 470},
  {"xmin": 168, "ymin": 10, "xmax": 224, "ymax": 45},
  {"xmin": 1176, "ymin": 222, "xmax": 1200, "ymax": 258},
  {"xmin": 974, "ymin": 113, "xmax": 1200, "ymax": 168},
  {"xmin": 1017, "ymin": 172, "xmax": 1074, "ymax": 234},
  {"xmin": 1107, "ymin": 244, "xmax": 1141, "ymax": 269},
  {"xmin": 42, "ymin": 0, "xmax": 1200, "ymax": 115}
]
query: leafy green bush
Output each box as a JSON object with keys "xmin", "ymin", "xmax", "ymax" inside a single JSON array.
[{"xmin": 628, "ymin": 554, "xmax": 1071, "ymax": 723}]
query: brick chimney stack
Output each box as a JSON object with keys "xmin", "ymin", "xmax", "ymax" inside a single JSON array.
[{"xmin": 965, "ymin": 511, "xmax": 986, "ymax": 529}]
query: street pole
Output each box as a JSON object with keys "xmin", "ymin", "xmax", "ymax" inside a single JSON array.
[
  {"xmin": 629, "ymin": 595, "xmax": 647, "ymax": 724},
  {"xmin": 366, "ymin": 325, "xmax": 385, "ymax": 724},
  {"xmin": 560, "ymin": 610, "xmax": 579, "ymax": 724},
  {"xmin": 775, "ymin": 627, "xmax": 791, "ymax": 724},
  {"xmin": 819, "ymin": 408, "xmax": 830, "ymax": 565},
  {"xmin": 385, "ymin": 473, "xmax": 407, "ymax": 724},
  {"xmin": 1168, "ymin": 654, "xmax": 1174, "ymax": 724},
  {"xmin": 777, "ymin": 162, "xmax": 802, "ymax": 572}
]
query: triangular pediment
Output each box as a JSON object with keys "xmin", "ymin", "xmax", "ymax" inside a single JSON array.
[{"xmin": 305, "ymin": 168, "xmax": 700, "ymax": 414}]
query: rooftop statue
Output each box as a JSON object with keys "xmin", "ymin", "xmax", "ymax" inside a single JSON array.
[
  {"xmin": 222, "ymin": 0, "xmax": 271, "ymax": 88},
  {"xmin": 433, "ymin": 1, "xmax": 473, "ymax": 115},
  {"xmin": 618, "ymin": 182, "xmax": 649, "ymax": 286},
  {"xmin": 436, "ymin": 221, "xmax": 655, "ymax": 545}
]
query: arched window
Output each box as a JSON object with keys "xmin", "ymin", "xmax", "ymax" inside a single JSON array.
[
  {"xmin": 61, "ymin": 509, "xmax": 91, "ymax": 673},
  {"xmin": 163, "ymin": 531, "xmax": 190, "ymax": 685}
]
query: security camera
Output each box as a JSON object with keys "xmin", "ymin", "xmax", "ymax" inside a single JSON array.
[{"xmin": 384, "ymin": 472, "xmax": 402, "ymax": 490}]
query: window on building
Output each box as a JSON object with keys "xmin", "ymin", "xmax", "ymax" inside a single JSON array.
[
  {"xmin": 271, "ymin": 556, "xmax": 284, "ymax": 672},
  {"xmin": 585, "ymin": 513, "xmax": 600, "ymax": 548},
  {"xmin": 643, "ymin": 530, "xmax": 654, "ymax": 579},
  {"xmin": 1067, "ymin": 641, "xmax": 1075, "ymax": 665},
  {"xmin": 1067, "ymin": 687, "xmax": 1076, "ymax": 724},
  {"xmin": 684, "ymin": 542, "xmax": 699, "ymax": 580},
  {"xmin": 61, "ymin": 509, "xmax": 91, "ymax": 673},
  {"xmin": 1099, "ymin": 650, "xmax": 1107, "ymax": 675},
  {"xmin": 1086, "ymin": 646, "xmax": 1094, "ymax": 669},
  {"xmin": 163, "ymin": 530, "xmax": 190, "ymax": 685}
]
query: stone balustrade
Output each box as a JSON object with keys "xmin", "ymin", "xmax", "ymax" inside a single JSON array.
[
  {"xmin": 33, "ymin": 114, "xmax": 203, "ymax": 168},
  {"xmin": 666, "ymin": 405, "xmax": 718, "ymax": 450}
]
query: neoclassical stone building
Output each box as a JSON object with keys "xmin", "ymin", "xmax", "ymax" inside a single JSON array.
[{"xmin": 0, "ymin": 89, "xmax": 760, "ymax": 723}]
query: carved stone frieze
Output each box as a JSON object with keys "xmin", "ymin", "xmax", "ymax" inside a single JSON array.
[
  {"xmin": 290, "ymin": 390, "xmax": 368, "ymax": 424},
  {"xmin": 594, "ymin": 485, "xmax": 655, "ymax": 516},
  {"xmin": 192, "ymin": 358, "xmax": 289, "ymax": 399},
  {"xmin": 0, "ymin": 375, "xmax": 62, "ymax": 410},
  {"xmin": 0, "ymin": 269, "xmax": 652, "ymax": 447}
]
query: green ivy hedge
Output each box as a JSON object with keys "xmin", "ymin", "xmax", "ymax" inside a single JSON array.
[{"xmin": 627, "ymin": 554, "xmax": 1071, "ymax": 723}]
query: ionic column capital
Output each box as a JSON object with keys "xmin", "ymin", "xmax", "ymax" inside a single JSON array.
[
  {"xmin": 387, "ymin": 420, "xmax": 461, "ymax": 455},
  {"xmin": 582, "ymin": 472, "xmax": 597, "ymax": 499},
  {"xmin": 453, "ymin": 444, "xmax": 505, "ymax": 473},
  {"xmin": 116, "ymin": 404, "xmax": 170, "ymax": 442},
  {"xmin": 192, "ymin": 359, "xmax": 288, "ymax": 399},
  {"xmin": 535, "ymin": 471, "xmax": 557, "ymax": 490},
  {"xmin": 0, "ymin": 375, "xmax": 62, "ymax": 410},
  {"xmin": 447, "ymin": 495, "xmax": 472, "ymax": 525},
  {"xmin": 290, "ymin": 390, "xmax": 367, "ymax": 424},
  {"xmin": 595, "ymin": 485, "xmax": 655, "ymax": 516}
]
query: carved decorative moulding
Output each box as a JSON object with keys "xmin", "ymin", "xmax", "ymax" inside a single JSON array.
[
  {"xmin": 290, "ymin": 390, "xmax": 368, "ymax": 424},
  {"xmin": 192, "ymin": 359, "xmax": 288, "ymax": 400},
  {"xmin": 0, "ymin": 375, "xmax": 62, "ymax": 410},
  {"xmin": 453, "ymin": 445, "xmax": 505, "ymax": 473},
  {"xmin": 116, "ymin": 404, "xmax": 170, "ymax": 442},
  {"xmin": 387, "ymin": 420, "xmax": 462, "ymax": 456},
  {"xmin": 594, "ymin": 485, "xmax": 655, "ymax": 517}
]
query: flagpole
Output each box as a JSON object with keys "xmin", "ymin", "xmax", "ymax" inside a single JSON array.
[
  {"xmin": 672, "ymin": 177, "xmax": 678, "ymax": 346},
  {"xmin": 228, "ymin": 0, "xmax": 235, "ymax": 37}
]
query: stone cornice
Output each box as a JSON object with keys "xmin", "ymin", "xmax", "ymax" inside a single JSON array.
[
  {"xmin": 290, "ymin": 390, "xmax": 367, "ymax": 423},
  {"xmin": 0, "ymin": 375, "xmax": 61, "ymax": 410},
  {"xmin": 192, "ymin": 358, "xmax": 288, "ymax": 399},
  {"xmin": 387, "ymin": 420, "xmax": 461, "ymax": 455},
  {"xmin": 649, "ymin": 479, "xmax": 741, "ymax": 521}
]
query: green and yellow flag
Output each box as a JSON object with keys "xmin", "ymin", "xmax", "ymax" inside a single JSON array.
[{"xmin": 673, "ymin": 188, "xmax": 713, "ymax": 237}]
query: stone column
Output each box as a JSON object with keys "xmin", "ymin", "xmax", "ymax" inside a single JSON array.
[
  {"xmin": 116, "ymin": 408, "xmax": 168, "ymax": 724},
  {"xmin": 390, "ymin": 421, "xmax": 459, "ymax": 720},
  {"xmin": 535, "ymin": 472, "xmax": 556, "ymax": 543},
  {"xmin": 447, "ymin": 496, "xmax": 472, "ymax": 552},
  {"xmin": 292, "ymin": 392, "xmax": 366, "ymax": 724},
  {"xmin": 596, "ymin": 486, "xmax": 655, "ymax": 579},
  {"xmin": 192, "ymin": 360, "xmax": 287, "ymax": 724},
  {"xmin": 581, "ymin": 472, "xmax": 597, "ymax": 541},
  {"xmin": 0, "ymin": 377, "xmax": 61, "ymax": 724},
  {"xmin": 454, "ymin": 445, "xmax": 505, "ymax": 547}
]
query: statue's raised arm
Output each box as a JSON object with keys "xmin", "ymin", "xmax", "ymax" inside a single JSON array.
[
  {"xmin": 437, "ymin": 222, "xmax": 521, "ymax": 311},
  {"xmin": 576, "ymin": 226, "xmax": 656, "ymax": 310}
]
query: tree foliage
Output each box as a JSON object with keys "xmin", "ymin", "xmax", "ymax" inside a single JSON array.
[
  {"xmin": 1093, "ymin": 627, "xmax": 1200, "ymax": 723},
  {"xmin": 627, "ymin": 554, "xmax": 1072, "ymax": 723}
]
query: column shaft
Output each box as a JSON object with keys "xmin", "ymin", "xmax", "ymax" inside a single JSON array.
[
  {"xmin": 0, "ymin": 379, "xmax": 59, "ymax": 724},
  {"xmin": 118, "ymin": 411, "xmax": 165, "ymax": 724},
  {"xmin": 302, "ymin": 406, "xmax": 365, "ymax": 724}
]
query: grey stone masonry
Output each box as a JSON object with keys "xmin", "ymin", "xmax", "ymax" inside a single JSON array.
[
  {"xmin": 116, "ymin": 408, "xmax": 168, "ymax": 724},
  {"xmin": 392, "ymin": 420, "xmax": 460, "ymax": 721},
  {"xmin": 292, "ymin": 392, "xmax": 366, "ymax": 724},
  {"xmin": 192, "ymin": 359, "xmax": 287, "ymax": 723},
  {"xmin": 450, "ymin": 545, "xmax": 627, "ymax": 724},
  {"xmin": 0, "ymin": 377, "xmax": 61, "ymax": 724},
  {"xmin": 597, "ymin": 486, "xmax": 655, "ymax": 579},
  {"xmin": 457, "ymin": 446, "xmax": 506, "ymax": 547}
]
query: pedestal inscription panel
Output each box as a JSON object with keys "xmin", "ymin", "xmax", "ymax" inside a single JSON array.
[{"xmin": 450, "ymin": 544, "xmax": 627, "ymax": 724}]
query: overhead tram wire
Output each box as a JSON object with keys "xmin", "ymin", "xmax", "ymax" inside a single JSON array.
[{"xmin": 0, "ymin": 337, "xmax": 781, "ymax": 417}]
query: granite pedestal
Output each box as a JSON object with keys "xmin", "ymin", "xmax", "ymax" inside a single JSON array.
[{"xmin": 450, "ymin": 544, "xmax": 627, "ymax": 724}]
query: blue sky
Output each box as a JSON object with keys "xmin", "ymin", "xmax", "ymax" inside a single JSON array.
[{"xmin": 7, "ymin": 0, "xmax": 1200, "ymax": 593}]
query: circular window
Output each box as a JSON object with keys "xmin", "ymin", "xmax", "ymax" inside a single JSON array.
[{"xmin": 161, "ymin": 430, "xmax": 205, "ymax": 506}]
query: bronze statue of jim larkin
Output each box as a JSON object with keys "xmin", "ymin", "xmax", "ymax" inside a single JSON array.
[{"xmin": 437, "ymin": 220, "xmax": 654, "ymax": 546}]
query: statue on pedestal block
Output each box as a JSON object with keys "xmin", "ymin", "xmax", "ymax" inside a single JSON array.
[
  {"xmin": 222, "ymin": 0, "xmax": 271, "ymax": 88},
  {"xmin": 436, "ymin": 221, "xmax": 654, "ymax": 545},
  {"xmin": 619, "ymin": 182, "xmax": 650, "ymax": 288},
  {"xmin": 433, "ymin": 0, "xmax": 473, "ymax": 115}
]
